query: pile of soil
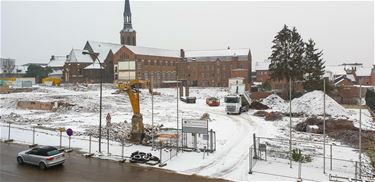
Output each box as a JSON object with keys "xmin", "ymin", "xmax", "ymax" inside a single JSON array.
[
  {"xmin": 254, "ymin": 111, "xmax": 268, "ymax": 117},
  {"xmin": 295, "ymin": 117, "xmax": 375, "ymax": 150},
  {"xmin": 265, "ymin": 112, "xmax": 283, "ymax": 121},
  {"xmin": 250, "ymin": 101, "xmax": 270, "ymax": 110}
]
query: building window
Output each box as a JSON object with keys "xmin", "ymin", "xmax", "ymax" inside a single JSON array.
[{"xmin": 144, "ymin": 72, "xmax": 148, "ymax": 79}]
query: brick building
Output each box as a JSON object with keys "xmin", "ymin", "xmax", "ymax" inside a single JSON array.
[
  {"xmin": 113, "ymin": 45, "xmax": 181, "ymax": 87},
  {"xmin": 63, "ymin": 0, "xmax": 253, "ymax": 87},
  {"xmin": 177, "ymin": 49, "xmax": 252, "ymax": 87}
]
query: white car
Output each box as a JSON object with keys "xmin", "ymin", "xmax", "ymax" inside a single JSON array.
[{"xmin": 17, "ymin": 146, "xmax": 65, "ymax": 170}]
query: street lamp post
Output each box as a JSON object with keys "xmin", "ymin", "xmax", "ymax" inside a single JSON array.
[{"xmin": 83, "ymin": 51, "xmax": 103, "ymax": 153}]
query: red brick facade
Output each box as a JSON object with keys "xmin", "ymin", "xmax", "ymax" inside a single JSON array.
[{"xmin": 371, "ymin": 66, "xmax": 375, "ymax": 86}]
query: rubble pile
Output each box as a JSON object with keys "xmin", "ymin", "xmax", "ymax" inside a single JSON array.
[
  {"xmin": 253, "ymin": 111, "xmax": 269, "ymax": 117},
  {"xmin": 265, "ymin": 112, "xmax": 283, "ymax": 121},
  {"xmin": 295, "ymin": 117, "xmax": 375, "ymax": 150},
  {"xmin": 83, "ymin": 121, "xmax": 160, "ymax": 144},
  {"xmin": 0, "ymin": 112, "xmax": 53, "ymax": 124}
]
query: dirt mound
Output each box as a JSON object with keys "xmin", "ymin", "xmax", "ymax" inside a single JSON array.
[
  {"xmin": 295, "ymin": 117, "xmax": 375, "ymax": 150},
  {"xmin": 265, "ymin": 112, "xmax": 283, "ymax": 121},
  {"xmin": 250, "ymin": 101, "xmax": 269, "ymax": 110},
  {"xmin": 254, "ymin": 111, "xmax": 268, "ymax": 117}
]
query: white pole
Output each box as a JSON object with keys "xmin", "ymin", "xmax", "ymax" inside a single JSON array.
[
  {"xmin": 359, "ymin": 84, "xmax": 362, "ymax": 179},
  {"xmin": 151, "ymin": 77, "xmax": 154, "ymax": 149},
  {"xmin": 289, "ymin": 78, "xmax": 292, "ymax": 168},
  {"xmin": 176, "ymin": 77, "xmax": 179, "ymax": 154},
  {"xmin": 323, "ymin": 78, "xmax": 326, "ymax": 174}
]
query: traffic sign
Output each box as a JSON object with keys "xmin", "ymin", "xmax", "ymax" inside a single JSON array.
[
  {"xmin": 106, "ymin": 113, "xmax": 111, "ymax": 126},
  {"xmin": 106, "ymin": 113, "xmax": 111, "ymax": 122},
  {"xmin": 66, "ymin": 128, "xmax": 73, "ymax": 136}
]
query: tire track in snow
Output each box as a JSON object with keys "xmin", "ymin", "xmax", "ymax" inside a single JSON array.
[
  {"xmin": 182, "ymin": 111, "xmax": 244, "ymax": 174},
  {"xmin": 183, "ymin": 111, "xmax": 258, "ymax": 176}
]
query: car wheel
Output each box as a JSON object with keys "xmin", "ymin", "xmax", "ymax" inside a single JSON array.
[
  {"xmin": 17, "ymin": 157, "xmax": 24, "ymax": 165},
  {"xmin": 39, "ymin": 162, "xmax": 47, "ymax": 170}
]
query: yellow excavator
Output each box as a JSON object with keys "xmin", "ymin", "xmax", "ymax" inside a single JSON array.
[{"xmin": 117, "ymin": 79, "xmax": 154, "ymax": 143}]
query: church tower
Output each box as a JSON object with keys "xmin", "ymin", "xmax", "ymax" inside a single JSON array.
[{"xmin": 120, "ymin": 0, "xmax": 136, "ymax": 46}]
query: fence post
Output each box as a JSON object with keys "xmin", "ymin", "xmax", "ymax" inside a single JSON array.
[
  {"xmin": 59, "ymin": 130, "xmax": 62, "ymax": 149},
  {"xmin": 8, "ymin": 122, "xmax": 11, "ymax": 140},
  {"xmin": 32, "ymin": 126, "xmax": 35, "ymax": 145},
  {"xmin": 68, "ymin": 136, "xmax": 71, "ymax": 149},
  {"xmin": 330, "ymin": 144, "xmax": 332, "ymax": 170},
  {"xmin": 89, "ymin": 135, "xmax": 92, "ymax": 154},
  {"xmin": 210, "ymin": 129, "xmax": 213, "ymax": 152},
  {"xmin": 355, "ymin": 161, "xmax": 358, "ymax": 180},
  {"xmin": 4, "ymin": 122, "xmax": 13, "ymax": 143},
  {"xmin": 159, "ymin": 143, "xmax": 163, "ymax": 167},
  {"xmin": 249, "ymin": 146, "xmax": 253, "ymax": 174},
  {"xmin": 297, "ymin": 160, "xmax": 302, "ymax": 181},
  {"xmin": 107, "ymin": 128, "xmax": 110, "ymax": 155},
  {"xmin": 121, "ymin": 139, "xmax": 124, "ymax": 159},
  {"xmin": 253, "ymin": 133, "xmax": 257, "ymax": 159}
]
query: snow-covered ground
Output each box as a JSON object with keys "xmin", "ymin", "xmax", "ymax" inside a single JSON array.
[{"xmin": 1, "ymin": 85, "xmax": 374, "ymax": 181}]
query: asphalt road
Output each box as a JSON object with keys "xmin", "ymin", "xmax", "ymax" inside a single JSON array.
[{"xmin": 0, "ymin": 142, "xmax": 226, "ymax": 182}]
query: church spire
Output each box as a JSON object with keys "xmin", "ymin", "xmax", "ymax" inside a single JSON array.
[
  {"xmin": 123, "ymin": 0, "xmax": 132, "ymax": 30},
  {"xmin": 120, "ymin": 0, "xmax": 136, "ymax": 45}
]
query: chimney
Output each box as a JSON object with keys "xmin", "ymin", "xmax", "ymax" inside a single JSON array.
[
  {"xmin": 50, "ymin": 55, "xmax": 55, "ymax": 61},
  {"xmin": 180, "ymin": 49, "xmax": 185, "ymax": 59}
]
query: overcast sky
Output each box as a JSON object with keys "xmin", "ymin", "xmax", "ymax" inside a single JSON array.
[{"xmin": 1, "ymin": 1, "xmax": 374, "ymax": 67}]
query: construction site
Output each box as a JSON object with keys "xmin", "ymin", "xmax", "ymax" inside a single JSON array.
[{"xmin": 0, "ymin": 77, "xmax": 375, "ymax": 181}]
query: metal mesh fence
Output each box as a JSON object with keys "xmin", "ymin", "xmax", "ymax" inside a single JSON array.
[{"xmin": 249, "ymin": 135, "xmax": 375, "ymax": 181}]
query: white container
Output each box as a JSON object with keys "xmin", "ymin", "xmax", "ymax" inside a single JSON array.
[
  {"xmin": 228, "ymin": 77, "xmax": 244, "ymax": 86},
  {"xmin": 229, "ymin": 84, "xmax": 245, "ymax": 94}
]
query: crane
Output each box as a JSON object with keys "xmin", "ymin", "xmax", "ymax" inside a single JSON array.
[{"xmin": 117, "ymin": 79, "xmax": 153, "ymax": 143}]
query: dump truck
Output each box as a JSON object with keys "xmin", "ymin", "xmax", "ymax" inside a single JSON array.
[{"xmin": 224, "ymin": 78, "xmax": 252, "ymax": 115}]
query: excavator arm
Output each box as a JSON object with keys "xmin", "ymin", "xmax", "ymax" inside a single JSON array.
[{"xmin": 116, "ymin": 79, "xmax": 153, "ymax": 143}]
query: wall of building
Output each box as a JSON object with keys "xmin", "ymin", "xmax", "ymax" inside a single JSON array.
[
  {"xmin": 178, "ymin": 58, "xmax": 250, "ymax": 87},
  {"xmin": 371, "ymin": 67, "xmax": 375, "ymax": 86},
  {"xmin": 113, "ymin": 47, "xmax": 181, "ymax": 87}
]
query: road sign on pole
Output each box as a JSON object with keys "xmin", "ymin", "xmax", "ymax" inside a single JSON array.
[
  {"xmin": 106, "ymin": 113, "xmax": 111, "ymax": 126},
  {"xmin": 66, "ymin": 128, "xmax": 73, "ymax": 136}
]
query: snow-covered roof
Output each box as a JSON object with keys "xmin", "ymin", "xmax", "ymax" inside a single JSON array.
[
  {"xmin": 125, "ymin": 45, "xmax": 181, "ymax": 58},
  {"xmin": 67, "ymin": 49, "xmax": 94, "ymax": 63},
  {"xmin": 254, "ymin": 60, "xmax": 270, "ymax": 71},
  {"xmin": 185, "ymin": 48, "xmax": 249, "ymax": 58},
  {"xmin": 86, "ymin": 41, "xmax": 123, "ymax": 61},
  {"xmin": 325, "ymin": 64, "xmax": 372, "ymax": 77},
  {"xmin": 84, "ymin": 62, "xmax": 103, "ymax": 70},
  {"xmin": 47, "ymin": 56, "xmax": 66, "ymax": 68}
]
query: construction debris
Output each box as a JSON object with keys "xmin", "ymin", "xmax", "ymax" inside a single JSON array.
[
  {"xmin": 249, "ymin": 101, "xmax": 270, "ymax": 110},
  {"xmin": 265, "ymin": 112, "xmax": 283, "ymax": 121},
  {"xmin": 83, "ymin": 121, "xmax": 160, "ymax": 144},
  {"xmin": 254, "ymin": 111, "xmax": 269, "ymax": 117},
  {"xmin": 17, "ymin": 101, "xmax": 75, "ymax": 112},
  {"xmin": 200, "ymin": 113, "xmax": 211, "ymax": 120}
]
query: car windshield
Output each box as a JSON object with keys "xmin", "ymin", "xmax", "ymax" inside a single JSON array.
[
  {"xmin": 225, "ymin": 97, "xmax": 239, "ymax": 103},
  {"xmin": 46, "ymin": 150, "xmax": 60, "ymax": 156}
]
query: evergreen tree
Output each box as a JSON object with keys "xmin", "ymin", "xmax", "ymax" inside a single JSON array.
[
  {"xmin": 303, "ymin": 39, "xmax": 325, "ymax": 80},
  {"xmin": 366, "ymin": 89, "xmax": 375, "ymax": 111},
  {"xmin": 269, "ymin": 25, "xmax": 305, "ymax": 82},
  {"xmin": 25, "ymin": 64, "xmax": 52, "ymax": 83}
]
